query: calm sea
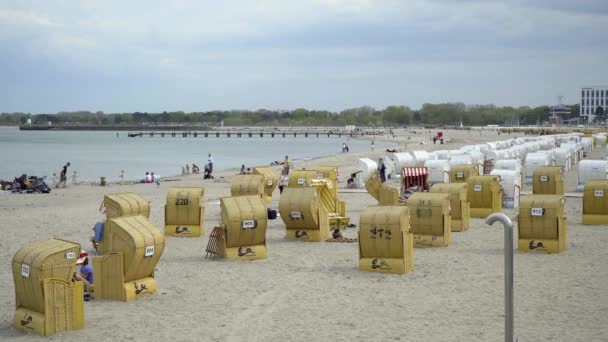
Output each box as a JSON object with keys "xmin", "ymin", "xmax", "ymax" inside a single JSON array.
[{"xmin": 0, "ymin": 127, "xmax": 393, "ymax": 182}]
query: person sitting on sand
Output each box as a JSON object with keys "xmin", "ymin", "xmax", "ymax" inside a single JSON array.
[
  {"xmin": 12, "ymin": 177, "xmax": 22, "ymax": 193},
  {"xmin": 347, "ymin": 171, "xmax": 361, "ymax": 189},
  {"xmin": 74, "ymin": 252, "xmax": 93, "ymax": 301},
  {"xmin": 144, "ymin": 172, "xmax": 152, "ymax": 183},
  {"xmin": 240, "ymin": 165, "xmax": 246, "ymax": 174},
  {"xmin": 192, "ymin": 164, "xmax": 200, "ymax": 174},
  {"xmin": 402, "ymin": 184, "xmax": 420, "ymax": 199},
  {"xmin": 153, "ymin": 172, "xmax": 160, "ymax": 186}
]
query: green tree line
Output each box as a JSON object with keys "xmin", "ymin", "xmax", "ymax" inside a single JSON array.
[{"xmin": 0, "ymin": 103, "xmax": 582, "ymax": 127}]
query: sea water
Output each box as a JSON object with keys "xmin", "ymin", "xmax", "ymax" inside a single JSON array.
[{"xmin": 0, "ymin": 127, "xmax": 394, "ymax": 181}]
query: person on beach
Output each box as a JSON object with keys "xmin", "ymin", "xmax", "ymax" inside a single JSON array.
[
  {"xmin": 144, "ymin": 172, "xmax": 152, "ymax": 183},
  {"xmin": 282, "ymin": 155, "xmax": 292, "ymax": 175},
  {"xmin": 371, "ymin": 140, "xmax": 375, "ymax": 151},
  {"xmin": 378, "ymin": 158, "xmax": 387, "ymax": 183},
  {"xmin": 192, "ymin": 164, "xmax": 200, "ymax": 174},
  {"xmin": 74, "ymin": 253, "xmax": 93, "ymax": 301},
  {"xmin": 120, "ymin": 170, "xmax": 125, "ymax": 183},
  {"xmin": 278, "ymin": 169, "xmax": 289, "ymax": 194},
  {"xmin": 56, "ymin": 162, "xmax": 70, "ymax": 188},
  {"xmin": 203, "ymin": 164, "xmax": 214, "ymax": 180},
  {"xmin": 51, "ymin": 173, "xmax": 58, "ymax": 188},
  {"xmin": 152, "ymin": 172, "xmax": 160, "ymax": 186},
  {"xmin": 71, "ymin": 170, "xmax": 78, "ymax": 185},
  {"xmin": 186, "ymin": 163, "xmax": 190, "ymax": 174},
  {"xmin": 207, "ymin": 154, "xmax": 213, "ymax": 174},
  {"xmin": 240, "ymin": 164, "xmax": 246, "ymax": 174}
]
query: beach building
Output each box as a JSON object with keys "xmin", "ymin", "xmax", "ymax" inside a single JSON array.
[{"xmin": 580, "ymin": 86, "xmax": 608, "ymax": 123}]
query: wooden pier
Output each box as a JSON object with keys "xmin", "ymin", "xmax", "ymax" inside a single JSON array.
[{"xmin": 127, "ymin": 130, "xmax": 371, "ymax": 138}]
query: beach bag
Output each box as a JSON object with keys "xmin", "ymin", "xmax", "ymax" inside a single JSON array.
[{"xmin": 267, "ymin": 209, "xmax": 277, "ymax": 220}]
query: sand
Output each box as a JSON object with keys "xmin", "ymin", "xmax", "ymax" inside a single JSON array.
[{"xmin": 1, "ymin": 129, "xmax": 607, "ymax": 342}]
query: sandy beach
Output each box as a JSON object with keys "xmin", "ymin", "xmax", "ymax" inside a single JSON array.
[{"xmin": 1, "ymin": 129, "xmax": 607, "ymax": 342}]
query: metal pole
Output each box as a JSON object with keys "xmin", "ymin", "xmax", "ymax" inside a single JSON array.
[{"xmin": 485, "ymin": 213, "xmax": 514, "ymax": 342}]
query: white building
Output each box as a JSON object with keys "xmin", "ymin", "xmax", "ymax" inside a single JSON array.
[{"xmin": 580, "ymin": 86, "xmax": 608, "ymax": 123}]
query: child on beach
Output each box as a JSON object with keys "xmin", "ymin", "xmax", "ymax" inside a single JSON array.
[{"xmin": 71, "ymin": 170, "xmax": 78, "ymax": 185}]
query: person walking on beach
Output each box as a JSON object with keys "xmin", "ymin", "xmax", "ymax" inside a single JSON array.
[
  {"xmin": 283, "ymin": 155, "xmax": 292, "ymax": 175},
  {"xmin": 208, "ymin": 154, "xmax": 214, "ymax": 174},
  {"xmin": 371, "ymin": 140, "xmax": 375, "ymax": 151},
  {"xmin": 56, "ymin": 162, "xmax": 70, "ymax": 188},
  {"xmin": 278, "ymin": 169, "xmax": 288, "ymax": 194}
]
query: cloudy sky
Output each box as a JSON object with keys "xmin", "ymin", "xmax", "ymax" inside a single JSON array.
[{"xmin": 1, "ymin": 0, "xmax": 607, "ymax": 113}]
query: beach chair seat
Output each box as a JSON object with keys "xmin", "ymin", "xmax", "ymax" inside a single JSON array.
[
  {"xmin": 12, "ymin": 238, "xmax": 84, "ymax": 336},
  {"xmin": 366, "ymin": 170, "xmax": 400, "ymax": 205},
  {"xmin": 207, "ymin": 196, "xmax": 268, "ymax": 260},
  {"xmin": 359, "ymin": 206, "xmax": 414, "ymax": 274},
  {"xmin": 92, "ymin": 215, "xmax": 164, "ymax": 301}
]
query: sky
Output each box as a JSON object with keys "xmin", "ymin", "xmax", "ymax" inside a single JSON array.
[{"xmin": 1, "ymin": 0, "xmax": 607, "ymax": 113}]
